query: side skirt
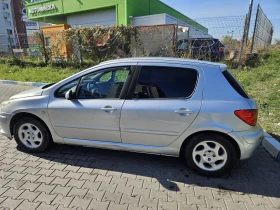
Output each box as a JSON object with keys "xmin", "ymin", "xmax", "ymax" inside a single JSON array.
[{"xmin": 64, "ymin": 138, "xmax": 179, "ymax": 157}]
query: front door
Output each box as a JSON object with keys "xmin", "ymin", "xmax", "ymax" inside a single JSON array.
[
  {"xmin": 120, "ymin": 65, "xmax": 203, "ymax": 146},
  {"xmin": 48, "ymin": 66, "xmax": 132, "ymax": 142}
]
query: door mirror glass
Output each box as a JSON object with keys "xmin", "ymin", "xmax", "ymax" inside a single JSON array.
[{"xmin": 65, "ymin": 90, "xmax": 73, "ymax": 100}]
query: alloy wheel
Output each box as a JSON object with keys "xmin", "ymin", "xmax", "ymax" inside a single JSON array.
[
  {"xmin": 192, "ymin": 141, "xmax": 228, "ymax": 171},
  {"xmin": 18, "ymin": 123, "xmax": 43, "ymax": 149}
]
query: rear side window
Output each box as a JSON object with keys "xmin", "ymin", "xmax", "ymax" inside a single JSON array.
[
  {"xmin": 134, "ymin": 66, "xmax": 198, "ymax": 99},
  {"xmin": 223, "ymin": 70, "xmax": 250, "ymax": 98}
]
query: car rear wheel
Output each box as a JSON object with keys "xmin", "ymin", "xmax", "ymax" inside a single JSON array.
[
  {"xmin": 184, "ymin": 133, "xmax": 237, "ymax": 177},
  {"xmin": 13, "ymin": 117, "xmax": 51, "ymax": 153}
]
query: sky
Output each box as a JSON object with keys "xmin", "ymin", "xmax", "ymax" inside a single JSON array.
[{"xmin": 161, "ymin": 0, "xmax": 280, "ymax": 41}]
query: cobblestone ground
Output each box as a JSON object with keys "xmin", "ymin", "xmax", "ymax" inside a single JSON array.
[{"xmin": 0, "ymin": 83, "xmax": 279, "ymax": 210}]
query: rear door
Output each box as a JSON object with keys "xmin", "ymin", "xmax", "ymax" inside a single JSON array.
[{"xmin": 120, "ymin": 63, "xmax": 203, "ymax": 147}]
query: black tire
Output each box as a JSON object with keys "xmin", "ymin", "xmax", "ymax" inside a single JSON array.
[
  {"xmin": 13, "ymin": 117, "xmax": 51, "ymax": 153},
  {"xmin": 184, "ymin": 133, "xmax": 237, "ymax": 177}
]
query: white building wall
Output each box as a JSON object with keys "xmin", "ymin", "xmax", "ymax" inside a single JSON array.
[
  {"xmin": 67, "ymin": 8, "xmax": 116, "ymax": 27},
  {"xmin": 0, "ymin": 0, "xmax": 16, "ymax": 52}
]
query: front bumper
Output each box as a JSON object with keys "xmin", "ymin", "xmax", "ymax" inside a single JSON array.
[
  {"xmin": 0, "ymin": 111, "xmax": 12, "ymax": 139},
  {"xmin": 228, "ymin": 125, "xmax": 264, "ymax": 160}
]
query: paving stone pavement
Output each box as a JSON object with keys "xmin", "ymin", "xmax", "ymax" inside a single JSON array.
[{"xmin": 0, "ymin": 83, "xmax": 280, "ymax": 210}]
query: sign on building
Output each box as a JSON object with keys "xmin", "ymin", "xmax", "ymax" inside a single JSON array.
[{"xmin": 29, "ymin": 4, "xmax": 56, "ymax": 14}]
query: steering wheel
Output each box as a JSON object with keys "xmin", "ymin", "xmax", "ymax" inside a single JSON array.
[{"xmin": 87, "ymin": 81, "xmax": 100, "ymax": 96}]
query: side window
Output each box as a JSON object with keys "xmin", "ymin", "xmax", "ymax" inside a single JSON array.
[
  {"xmin": 134, "ymin": 66, "xmax": 198, "ymax": 99},
  {"xmin": 78, "ymin": 67, "xmax": 130, "ymax": 99},
  {"xmin": 99, "ymin": 71, "xmax": 112, "ymax": 82},
  {"xmin": 115, "ymin": 70, "xmax": 129, "ymax": 82},
  {"xmin": 55, "ymin": 79, "xmax": 79, "ymax": 98}
]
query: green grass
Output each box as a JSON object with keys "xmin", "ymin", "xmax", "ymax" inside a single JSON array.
[
  {"xmin": 0, "ymin": 64, "xmax": 80, "ymax": 83},
  {"xmin": 232, "ymin": 47, "xmax": 280, "ymax": 141}
]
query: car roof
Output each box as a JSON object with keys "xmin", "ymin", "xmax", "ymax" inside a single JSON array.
[{"xmin": 100, "ymin": 57, "xmax": 227, "ymax": 71}]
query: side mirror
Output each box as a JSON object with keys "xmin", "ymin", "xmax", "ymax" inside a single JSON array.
[{"xmin": 65, "ymin": 90, "xmax": 73, "ymax": 100}]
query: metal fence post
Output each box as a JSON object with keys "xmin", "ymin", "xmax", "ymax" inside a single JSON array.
[
  {"xmin": 238, "ymin": 0, "xmax": 254, "ymax": 65},
  {"xmin": 244, "ymin": 0, "xmax": 254, "ymax": 46}
]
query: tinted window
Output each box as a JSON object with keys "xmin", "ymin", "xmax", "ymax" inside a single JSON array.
[
  {"xmin": 78, "ymin": 68, "xmax": 130, "ymax": 99},
  {"xmin": 55, "ymin": 79, "xmax": 79, "ymax": 98},
  {"xmin": 223, "ymin": 70, "xmax": 250, "ymax": 98},
  {"xmin": 134, "ymin": 66, "xmax": 198, "ymax": 99}
]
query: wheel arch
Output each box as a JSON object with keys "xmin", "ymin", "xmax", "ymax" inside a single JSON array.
[
  {"xmin": 179, "ymin": 130, "xmax": 241, "ymax": 159},
  {"xmin": 10, "ymin": 112, "xmax": 53, "ymax": 142}
]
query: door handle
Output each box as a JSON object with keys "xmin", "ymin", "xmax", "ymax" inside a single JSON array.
[
  {"xmin": 175, "ymin": 109, "xmax": 194, "ymax": 115},
  {"xmin": 101, "ymin": 107, "xmax": 117, "ymax": 112}
]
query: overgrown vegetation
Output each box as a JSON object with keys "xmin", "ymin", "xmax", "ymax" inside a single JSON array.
[
  {"xmin": 31, "ymin": 26, "xmax": 138, "ymax": 66},
  {"xmin": 232, "ymin": 46, "xmax": 280, "ymax": 141}
]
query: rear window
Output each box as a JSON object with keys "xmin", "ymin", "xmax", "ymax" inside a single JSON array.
[{"xmin": 223, "ymin": 70, "xmax": 250, "ymax": 98}]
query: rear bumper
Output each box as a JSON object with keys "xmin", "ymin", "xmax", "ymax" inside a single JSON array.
[
  {"xmin": 228, "ymin": 125, "xmax": 264, "ymax": 160},
  {"xmin": 0, "ymin": 112, "xmax": 12, "ymax": 139}
]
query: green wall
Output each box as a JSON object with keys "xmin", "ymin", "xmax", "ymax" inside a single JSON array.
[
  {"xmin": 26, "ymin": 0, "xmax": 207, "ymax": 32},
  {"xmin": 26, "ymin": 0, "xmax": 127, "ymax": 25}
]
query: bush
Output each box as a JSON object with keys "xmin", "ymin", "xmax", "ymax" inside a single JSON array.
[{"xmin": 245, "ymin": 53, "xmax": 260, "ymax": 68}]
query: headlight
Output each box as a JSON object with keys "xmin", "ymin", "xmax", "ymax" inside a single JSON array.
[{"xmin": 0, "ymin": 100, "xmax": 13, "ymax": 111}]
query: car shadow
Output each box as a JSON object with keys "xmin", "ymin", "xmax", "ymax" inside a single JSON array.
[{"xmin": 18, "ymin": 144, "xmax": 280, "ymax": 198}]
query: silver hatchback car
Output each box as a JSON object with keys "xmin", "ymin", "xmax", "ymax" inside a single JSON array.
[{"xmin": 0, "ymin": 58, "xmax": 264, "ymax": 177}]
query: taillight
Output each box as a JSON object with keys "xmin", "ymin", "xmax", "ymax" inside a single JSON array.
[
  {"xmin": 234, "ymin": 109, "xmax": 258, "ymax": 126},
  {"xmin": 219, "ymin": 47, "xmax": 224, "ymax": 52}
]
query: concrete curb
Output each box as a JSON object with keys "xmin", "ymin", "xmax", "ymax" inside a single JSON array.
[
  {"xmin": 0, "ymin": 80, "xmax": 48, "ymax": 87},
  {"xmin": 262, "ymin": 132, "xmax": 280, "ymax": 162}
]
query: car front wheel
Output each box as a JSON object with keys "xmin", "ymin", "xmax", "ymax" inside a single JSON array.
[
  {"xmin": 184, "ymin": 133, "xmax": 237, "ymax": 177},
  {"xmin": 13, "ymin": 117, "xmax": 51, "ymax": 153}
]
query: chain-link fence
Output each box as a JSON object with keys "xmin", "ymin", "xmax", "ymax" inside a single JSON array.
[
  {"xmin": 0, "ymin": 25, "xmax": 176, "ymax": 65},
  {"xmin": 66, "ymin": 25, "xmax": 176, "ymax": 63},
  {"xmin": 131, "ymin": 24, "xmax": 176, "ymax": 57},
  {"xmin": 193, "ymin": 16, "xmax": 248, "ymax": 62},
  {"xmin": 194, "ymin": 16, "xmax": 246, "ymax": 61}
]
